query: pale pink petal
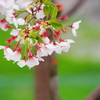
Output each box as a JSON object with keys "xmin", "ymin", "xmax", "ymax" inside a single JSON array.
[
  {"xmin": 72, "ymin": 29, "xmax": 77, "ymax": 36},
  {"xmin": 13, "ymin": 18, "xmax": 18, "ymax": 28},
  {"xmin": 10, "ymin": 29, "xmax": 19, "ymax": 36},
  {"xmin": 45, "ymin": 43, "xmax": 55, "ymax": 55},
  {"xmin": 72, "ymin": 20, "xmax": 81, "ymax": 36},
  {"xmin": 55, "ymin": 45, "xmax": 62, "ymax": 54},
  {"xmin": 0, "ymin": 0, "xmax": 14, "ymax": 8},
  {"xmin": 67, "ymin": 39, "xmax": 75, "ymax": 43},
  {"xmin": 36, "ymin": 55, "xmax": 44, "ymax": 62},
  {"xmin": 0, "ymin": 46, "xmax": 5, "ymax": 49},
  {"xmin": 42, "ymin": 37, "xmax": 50, "ymax": 44},
  {"xmin": 73, "ymin": 20, "xmax": 81, "ymax": 30},
  {"xmin": 26, "ymin": 57, "xmax": 39, "ymax": 68},
  {"xmin": 17, "ymin": 60, "xmax": 26, "ymax": 68},
  {"xmin": 36, "ymin": 10, "xmax": 45, "ymax": 19},
  {"xmin": 15, "ymin": 0, "xmax": 32, "ymax": 9},
  {"xmin": 39, "ymin": 26, "xmax": 45, "ymax": 35},
  {"xmin": 6, "ymin": 16, "xmax": 13, "ymax": 24},
  {"xmin": 4, "ymin": 48, "xmax": 13, "ymax": 61},
  {"xmin": 36, "ymin": 4, "xmax": 45, "ymax": 19},
  {"xmin": 37, "ymin": 48, "xmax": 47, "ymax": 57},
  {"xmin": 13, "ymin": 4, "xmax": 19, "ymax": 10},
  {"xmin": 26, "ymin": 7, "xmax": 32, "ymax": 14},
  {"xmin": 11, "ymin": 51, "xmax": 21, "ymax": 62},
  {"xmin": 17, "ymin": 18, "xmax": 25, "ymax": 25}
]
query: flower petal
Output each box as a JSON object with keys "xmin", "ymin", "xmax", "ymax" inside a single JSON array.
[{"xmin": 17, "ymin": 60, "xmax": 26, "ymax": 68}]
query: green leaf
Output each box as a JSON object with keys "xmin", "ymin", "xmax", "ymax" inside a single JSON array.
[
  {"xmin": 36, "ymin": 36, "xmax": 44, "ymax": 43},
  {"xmin": 31, "ymin": 38, "xmax": 37, "ymax": 44},
  {"xmin": 42, "ymin": 0, "xmax": 51, "ymax": 5},
  {"xmin": 43, "ymin": 4, "xmax": 55, "ymax": 17},
  {"xmin": 51, "ymin": 6, "xmax": 58, "ymax": 19},
  {"xmin": 44, "ymin": 4, "xmax": 58, "ymax": 19},
  {"xmin": 16, "ymin": 10, "xmax": 27, "ymax": 15},
  {"xmin": 48, "ymin": 4, "xmax": 55, "ymax": 16},
  {"xmin": 29, "ymin": 30, "xmax": 40, "ymax": 38},
  {"xmin": 43, "ymin": 6, "xmax": 49, "ymax": 17},
  {"xmin": 49, "ymin": 19, "xmax": 63, "ymax": 29},
  {"xmin": 34, "ymin": 0, "xmax": 39, "ymax": 3}
]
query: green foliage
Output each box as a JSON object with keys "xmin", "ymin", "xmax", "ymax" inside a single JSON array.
[
  {"xmin": 49, "ymin": 19, "xmax": 63, "ymax": 29},
  {"xmin": 43, "ymin": 6, "xmax": 49, "ymax": 17},
  {"xmin": 29, "ymin": 30, "xmax": 44, "ymax": 43},
  {"xmin": 36, "ymin": 36, "xmax": 44, "ymax": 43},
  {"xmin": 42, "ymin": 0, "xmax": 51, "ymax": 5},
  {"xmin": 51, "ymin": 6, "xmax": 58, "ymax": 19},
  {"xmin": 29, "ymin": 30, "xmax": 40, "ymax": 38},
  {"xmin": 43, "ymin": 3, "xmax": 58, "ymax": 19}
]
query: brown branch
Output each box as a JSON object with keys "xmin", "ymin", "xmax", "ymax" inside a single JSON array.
[{"xmin": 85, "ymin": 86, "xmax": 100, "ymax": 100}]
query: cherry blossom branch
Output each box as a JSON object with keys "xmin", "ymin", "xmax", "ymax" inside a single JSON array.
[{"xmin": 0, "ymin": 0, "xmax": 81, "ymax": 68}]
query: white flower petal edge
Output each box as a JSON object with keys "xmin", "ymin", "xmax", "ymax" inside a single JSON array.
[
  {"xmin": 55, "ymin": 39, "xmax": 75, "ymax": 54},
  {"xmin": 10, "ymin": 29, "xmax": 19, "ymax": 36},
  {"xmin": 0, "ymin": 46, "xmax": 13, "ymax": 61},
  {"xmin": 11, "ymin": 51, "xmax": 21, "ymax": 62},
  {"xmin": 4, "ymin": 48, "xmax": 13, "ymax": 61},
  {"xmin": 15, "ymin": 0, "xmax": 32, "ymax": 9},
  {"xmin": 26, "ymin": 56, "xmax": 39, "ymax": 68},
  {"xmin": 17, "ymin": 60, "xmax": 26, "ymax": 68},
  {"xmin": 72, "ymin": 20, "xmax": 81, "ymax": 36},
  {"xmin": 0, "ymin": 46, "xmax": 5, "ymax": 49},
  {"xmin": 17, "ymin": 18, "xmax": 25, "ymax": 25},
  {"xmin": 36, "ymin": 4, "xmax": 45, "ymax": 19}
]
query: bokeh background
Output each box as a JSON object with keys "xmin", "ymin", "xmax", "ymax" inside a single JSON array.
[{"xmin": 0, "ymin": 0, "xmax": 100, "ymax": 100}]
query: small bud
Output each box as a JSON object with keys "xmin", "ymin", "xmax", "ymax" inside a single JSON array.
[
  {"xmin": 59, "ymin": 15, "xmax": 68, "ymax": 20},
  {"xmin": 56, "ymin": 4, "xmax": 64, "ymax": 11},
  {"xmin": 4, "ymin": 24, "xmax": 12, "ymax": 29}
]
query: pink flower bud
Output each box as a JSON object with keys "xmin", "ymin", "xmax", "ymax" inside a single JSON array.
[{"xmin": 59, "ymin": 15, "xmax": 68, "ymax": 20}]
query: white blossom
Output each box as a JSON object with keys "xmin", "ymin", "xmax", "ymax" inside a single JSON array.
[
  {"xmin": 36, "ymin": 4, "xmax": 45, "ymax": 19},
  {"xmin": 37, "ymin": 47, "xmax": 47, "ymax": 57},
  {"xmin": 72, "ymin": 20, "xmax": 81, "ymax": 36},
  {"xmin": 36, "ymin": 55, "xmax": 44, "ymax": 62},
  {"xmin": 55, "ymin": 39, "xmax": 75, "ymax": 54},
  {"xmin": 11, "ymin": 50, "xmax": 21, "ymax": 62},
  {"xmin": 42, "ymin": 37, "xmax": 50, "ymax": 44},
  {"xmin": 17, "ymin": 18, "xmax": 25, "ymax": 25},
  {"xmin": 39, "ymin": 26, "xmax": 45, "ymax": 35},
  {"xmin": 45, "ymin": 43, "xmax": 55, "ymax": 55},
  {"xmin": 0, "ymin": 46, "xmax": 13, "ymax": 61},
  {"xmin": 17, "ymin": 60, "xmax": 26, "ymax": 68},
  {"xmin": 10, "ymin": 29, "xmax": 19, "ymax": 36},
  {"xmin": 26, "ymin": 56, "xmax": 39, "ymax": 68},
  {"xmin": 15, "ymin": 0, "xmax": 32, "ymax": 9},
  {"xmin": 0, "ymin": 19, "xmax": 8, "ymax": 31}
]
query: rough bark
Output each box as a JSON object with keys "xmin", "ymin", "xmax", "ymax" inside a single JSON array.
[
  {"xmin": 35, "ymin": 28, "xmax": 59, "ymax": 100},
  {"xmin": 85, "ymin": 86, "xmax": 100, "ymax": 100},
  {"xmin": 36, "ymin": 53, "xmax": 59, "ymax": 100}
]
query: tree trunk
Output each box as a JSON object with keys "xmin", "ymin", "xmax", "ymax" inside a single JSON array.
[
  {"xmin": 35, "ymin": 0, "xmax": 85, "ymax": 100},
  {"xmin": 85, "ymin": 86, "xmax": 100, "ymax": 100},
  {"xmin": 35, "ymin": 25, "xmax": 59, "ymax": 100},
  {"xmin": 36, "ymin": 53, "xmax": 59, "ymax": 100}
]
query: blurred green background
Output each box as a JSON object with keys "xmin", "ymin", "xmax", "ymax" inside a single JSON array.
[{"xmin": 0, "ymin": 0, "xmax": 100, "ymax": 100}]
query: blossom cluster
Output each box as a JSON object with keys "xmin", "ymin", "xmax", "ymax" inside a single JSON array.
[{"xmin": 0, "ymin": 0, "xmax": 81, "ymax": 68}]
